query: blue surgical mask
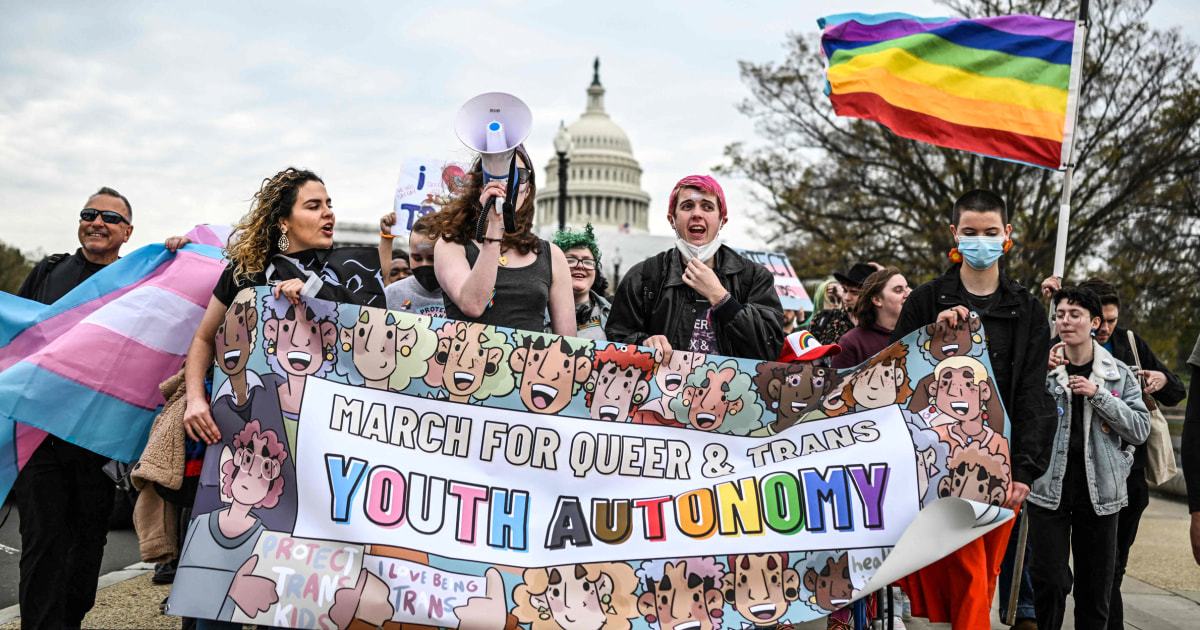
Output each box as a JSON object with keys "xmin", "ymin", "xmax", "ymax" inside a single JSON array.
[{"xmin": 957, "ymin": 236, "xmax": 1005, "ymax": 270}]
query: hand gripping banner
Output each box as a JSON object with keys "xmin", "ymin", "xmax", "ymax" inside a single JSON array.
[{"xmin": 168, "ymin": 287, "xmax": 1014, "ymax": 629}]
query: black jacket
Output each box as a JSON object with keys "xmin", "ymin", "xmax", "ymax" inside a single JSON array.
[
  {"xmin": 606, "ymin": 246, "xmax": 784, "ymax": 361},
  {"xmin": 18, "ymin": 249, "xmax": 108, "ymax": 305},
  {"xmin": 892, "ymin": 264, "xmax": 1056, "ymax": 486}
]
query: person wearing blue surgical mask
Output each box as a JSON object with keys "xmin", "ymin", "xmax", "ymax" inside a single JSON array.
[{"xmin": 889, "ymin": 189, "xmax": 1057, "ymax": 630}]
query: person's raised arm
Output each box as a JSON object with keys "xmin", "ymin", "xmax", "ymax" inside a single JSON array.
[
  {"xmin": 183, "ymin": 296, "xmax": 226, "ymax": 445},
  {"xmin": 547, "ymin": 244, "xmax": 577, "ymax": 337},
  {"xmin": 434, "ymin": 183, "xmax": 507, "ymax": 318},
  {"xmin": 378, "ymin": 212, "xmax": 396, "ymax": 286}
]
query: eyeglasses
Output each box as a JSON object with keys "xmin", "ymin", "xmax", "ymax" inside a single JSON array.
[
  {"xmin": 1054, "ymin": 311, "xmax": 1089, "ymax": 324},
  {"xmin": 80, "ymin": 208, "xmax": 129, "ymax": 225},
  {"xmin": 565, "ymin": 257, "xmax": 599, "ymax": 270},
  {"xmin": 233, "ymin": 446, "xmax": 282, "ymax": 480},
  {"xmin": 516, "ymin": 168, "xmax": 532, "ymax": 187}
]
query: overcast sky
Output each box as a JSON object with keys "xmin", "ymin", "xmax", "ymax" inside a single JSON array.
[{"xmin": 3, "ymin": 1, "xmax": 1197, "ymax": 257}]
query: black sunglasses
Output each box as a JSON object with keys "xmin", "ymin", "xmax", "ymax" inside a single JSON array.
[
  {"xmin": 80, "ymin": 208, "xmax": 129, "ymax": 225},
  {"xmin": 515, "ymin": 167, "xmax": 532, "ymax": 186}
]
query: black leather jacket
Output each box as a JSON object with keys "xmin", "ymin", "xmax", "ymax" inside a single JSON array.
[{"xmin": 606, "ymin": 246, "xmax": 784, "ymax": 361}]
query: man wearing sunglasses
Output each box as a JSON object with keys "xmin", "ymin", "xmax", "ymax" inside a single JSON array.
[
  {"xmin": 17, "ymin": 187, "xmax": 134, "ymax": 304},
  {"xmin": 13, "ymin": 187, "xmax": 145, "ymax": 630}
]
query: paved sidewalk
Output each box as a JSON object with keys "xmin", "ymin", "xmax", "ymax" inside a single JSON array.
[{"xmin": 2, "ymin": 495, "xmax": 1198, "ymax": 629}]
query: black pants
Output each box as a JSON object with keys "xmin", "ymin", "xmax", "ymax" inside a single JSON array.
[
  {"xmin": 1028, "ymin": 498, "xmax": 1119, "ymax": 630},
  {"xmin": 1108, "ymin": 470, "xmax": 1149, "ymax": 629},
  {"xmin": 13, "ymin": 437, "xmax": 115, "ymax": 630}
]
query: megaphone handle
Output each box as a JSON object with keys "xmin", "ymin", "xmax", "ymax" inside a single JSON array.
[{"xmin": 474, "ymin": 197, "xmax": 495, "ymax": 242}]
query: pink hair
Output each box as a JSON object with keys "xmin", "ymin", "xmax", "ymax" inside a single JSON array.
[
  {"xmin": 220, "ymin": 420, "xmax": 288, "ymax": 509},
  {"xmin": 668, "ymin": 175, "xmax": 727, "ymax": 220}
]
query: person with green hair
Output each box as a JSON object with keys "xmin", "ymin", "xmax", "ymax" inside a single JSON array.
[{"xmin": 550, "ymin": 223, "xmax": 611, "ymax": 340}]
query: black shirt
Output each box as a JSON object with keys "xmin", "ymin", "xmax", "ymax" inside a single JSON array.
[
  {"xmin": 212, "ymin": 248, "xmax": 385, "ymax": 308},
  {"xmin": 18, "ymin": 249, "xmax": 109, "ymax": 305},
  {"xmin": 1063, "ymin": 360, "xmax": 1093, "ymax": 505}
]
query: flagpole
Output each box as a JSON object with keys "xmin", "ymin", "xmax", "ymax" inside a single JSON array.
[{"xmin": 1051, "ymin": 0, "xmax": 1090, "ymax": 278}]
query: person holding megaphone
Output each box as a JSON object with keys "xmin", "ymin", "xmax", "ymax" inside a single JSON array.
[{"xmin": 430, "ymin": 93, "xmax": 575, "ymax": 335}]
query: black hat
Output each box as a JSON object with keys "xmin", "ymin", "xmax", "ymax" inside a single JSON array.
[{"xmin": 833, "ymin": 263, "xmax": 876, "ymax": 288}]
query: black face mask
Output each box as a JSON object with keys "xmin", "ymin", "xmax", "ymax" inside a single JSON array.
[{"xmin": 412, "ymin": 266, "xmax": 440, "ymax": 293}]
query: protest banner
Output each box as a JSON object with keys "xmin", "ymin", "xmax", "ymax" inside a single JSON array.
[
  {"xmin": 731, "ymin": 248, "xmax": 813, "ymax": 312},
  {"xmin": 392, "ymin": 158, "xmax": 471, "ymax": 237},
  {"xmin": 168, "ymin": 287, "xmax": 1014, "ymax": 629}
]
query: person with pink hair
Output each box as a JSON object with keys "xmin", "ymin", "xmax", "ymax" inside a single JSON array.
[{"xmin": 606, "ymin": 175, "xmax": 783, "ymax": 361}]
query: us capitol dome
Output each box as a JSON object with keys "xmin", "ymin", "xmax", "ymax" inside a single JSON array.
[{"xmin": 537, "ymin": 59, "xmax": 670, "ymax": 284}]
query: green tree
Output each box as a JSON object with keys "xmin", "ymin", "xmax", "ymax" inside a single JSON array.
[
  {"xmin": 1, "ymin": 240, "xmax": 35, "ymax": 295},
  {"xmin": 720, "ymin": 0, "xmax": 1200, "ymax": 367}
]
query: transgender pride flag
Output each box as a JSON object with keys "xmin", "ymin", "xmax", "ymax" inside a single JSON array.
[{"xmin": 0, "ymin": 225, "xmax": 230, "ymax": 503}]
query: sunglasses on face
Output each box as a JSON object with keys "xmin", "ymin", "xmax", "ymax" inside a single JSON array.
[
  {"xmin": 80, "ymin": 208, "xmax": 129, "ymax": 225},
  {"xmin": 515, "ymin": 167, "xmax": 532, "ymax": 187},
  {"xmin": 565, "ymin": 257, "xmax": 599, "ymax": 270}
]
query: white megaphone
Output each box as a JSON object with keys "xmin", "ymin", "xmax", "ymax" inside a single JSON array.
[
  {"xmin": 454, "ymin": 92, "xmax": 532, "ymax": 238},
  {"xmin": 455, "ymin": 92, "xmax": 532, "ymax": 182}
]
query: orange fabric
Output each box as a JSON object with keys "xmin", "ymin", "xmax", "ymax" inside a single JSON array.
[{"xmin": 898, "ymin": 512, "xmax": 1017, "ymax": 629}]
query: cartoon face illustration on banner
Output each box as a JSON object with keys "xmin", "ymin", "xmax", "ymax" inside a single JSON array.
[
  {"xmin": 216, "ymin": 291, "xmax": 259, "ymax": 405},
  {"xmin": 721, "ymin": 553, "xmax": 800, "ymax": 628},
  {"xmin": 669, "ymin": 359, "xmax": 763, "ymax": 434},
  {"xmin": 512, "ymin": 563, "xmax": 641, "ymax": 630},
  {"xmin": 826, "ymin": 344, "xmax": 913, "ymax": 416},
  {"xmin": 907, "ymin": 421, "xmax": 951, "ymax": 506},
  {"xmin": 261, "ymin": 293, "xmax": 339, "ymax": 413},
  {"xmin": 799, "ymin": 552, "xmax": 854, "ymax": 613},
  {"xmin": 585, "ymin": 345, "xmax": 655, "ymax": 422},
  {"xmin": 510, "ymin": 332, "xmax": 593, "ymax": 414},
  {"xmin": 339, "ymin": 306, "xmax": 438, "ymax": 392},
  {"xmin": 433, "ymin": 321, "xmax": 515, "ymax": 403},
  {"xmin": 636, "ymin": 558, "xmax": 726, "ymax": 630},
  {"xmin": 908, "ymin": 355, "xmax": 1007, "ymax": 436},
  {"xmin": 938, "ymin": 442, "xmax": 1011, "ymax": 505},
  {"xmin": 753, "ymin": 362, "xmax": 841, "ymax": 434},
  {"xmin": 633, "ymin": 351, "xmax": 705, "ymax": 427},
  {"xmin": 917, "ymin": 313, "xmax": 985, "ymax": 362}
]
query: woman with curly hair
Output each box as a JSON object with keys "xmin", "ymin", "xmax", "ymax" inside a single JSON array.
[
  {"xmin": 183, "ymin": 167, "xmax": 378, "ymax": 445},
  {"xmin": 428, "ymin": 146, "xmax": 575, "ymax": 335}
]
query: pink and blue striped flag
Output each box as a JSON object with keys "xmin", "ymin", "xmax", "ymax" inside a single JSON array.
[{"xmin": 0, "ymin": 225, "xmax": 230, "ymax": 503}]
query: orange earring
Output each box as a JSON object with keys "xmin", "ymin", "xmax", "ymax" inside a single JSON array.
[
  {"xmin": 1002, "ymin": 239, "xmax": 1013, "ymax": 253},
  {"xmin": 948, "ymin": 248, "xmax": 963, "ymax": 263}
]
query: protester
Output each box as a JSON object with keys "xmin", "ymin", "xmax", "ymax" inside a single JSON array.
[
  {"xmin": 1028, "ymin": 286, "xmax": 1149, "ymax": 630},
  {"xmin": 388, "ymin": 250, "xmax": 411, "ymax": 285},
  {"xmin": 182, "ymin": 167, "xmax": 382, "ymax": 447},
  {"xmin": 833, "ymin": 266, "xmax": 909, "ymax": 369},
  {"xmin": 428, "ymin": 146, "xmax": 575, "ymax": 335},
  {"xmin": 550, "ymin": 223, "xmax": 610, "ymax": 340},
  {"xmin": 13, "ymin": 187, "xmax": 190, "ymax": 630},
  {"xmin": 801, "ymin": 277, "xmax": 840, "ymax": 328},
  {"xmin": 782, "ymin": 308, "xmax": 802, "ymax": 335},
  {"xmin": 1184, "ymin": 332, "xmax": 1200, "ymax": 565},
  {"xmin": 891, "ymin": 189, "xmax": 1056, "ymax": 630},
  {"xmin": 605, "ymin": 175, "xmax": 783, "ymax": 361},
  {"xmin": 382, "ymin": 213, "xmax": 445, "ymax": 316},
  {"xmin": 1072, "ymin": 278, "xmax": 1185, "ymax": 628},
  {"xmin": 810, "ymin": 262, "xmax": 874, "ymax": 345}
]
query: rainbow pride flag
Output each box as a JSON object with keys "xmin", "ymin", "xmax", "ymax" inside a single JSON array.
[
  {"xmin": 819, "ymin": 12, "xmax": 1083, "ymax": 170},
  {"xmin": 0, "ymin": 225, "xmax": 229, "ymax": 504}
]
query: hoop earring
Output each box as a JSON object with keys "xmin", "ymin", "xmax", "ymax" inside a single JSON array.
[
  {"xmin": 278, "ymin": 226, "xmax": 290, "ymax": 251},
  {"xmin": 948, "ymin": 248, "xmax": 963, "ymax": 263}
]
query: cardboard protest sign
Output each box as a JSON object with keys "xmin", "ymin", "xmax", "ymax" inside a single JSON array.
[
  {"xmin": 732, "ymin": 248, "xmax": 813, "ymax": 312},
  {"xmin": 168, "ymin": 287, "xmax": 1014, "ymax": 629},
  {"xmin": 392, "ymin": 158, "xmax": 471, "ymax": 237}
]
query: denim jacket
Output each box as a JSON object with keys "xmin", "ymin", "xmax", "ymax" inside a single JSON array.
[{"xmin": 1029, "ymin": 342, "xmax": 1150, "ymax": 516}]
